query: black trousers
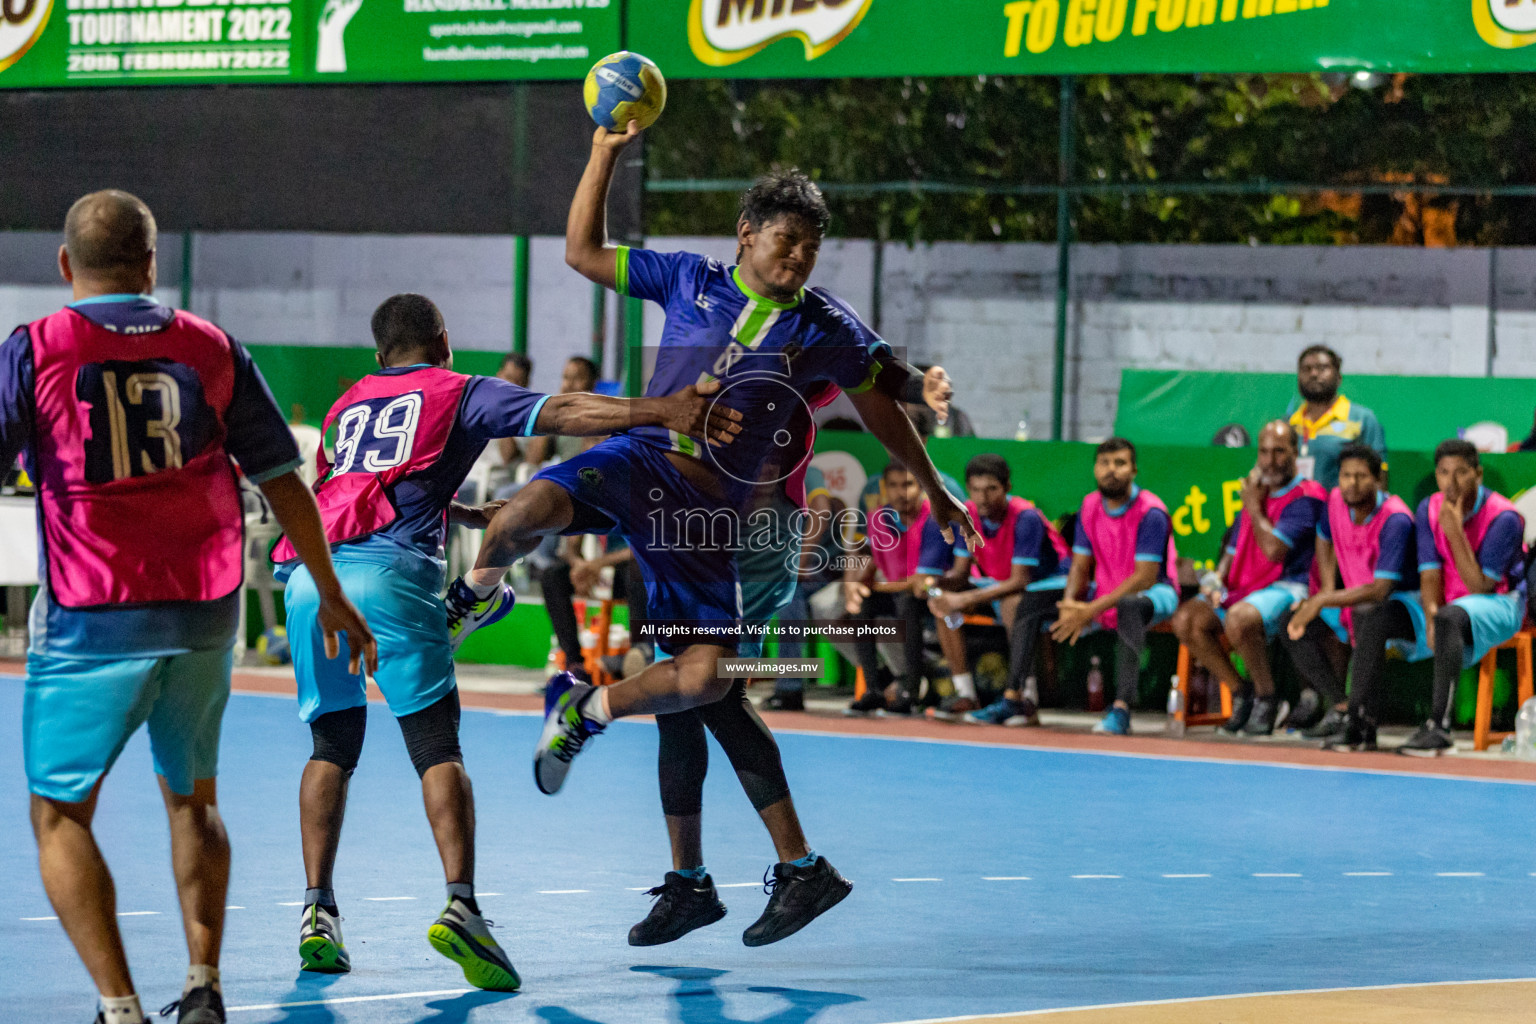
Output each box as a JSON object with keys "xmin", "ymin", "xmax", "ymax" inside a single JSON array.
[
  {"xmin": 1348, "ymin": 600, "xmax": 1471, "ymax": 726},
  {"xmin": 852, "ymin": 591, "xmax": 926, "ymax": 696}
]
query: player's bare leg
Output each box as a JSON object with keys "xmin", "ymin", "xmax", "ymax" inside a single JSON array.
[
  {"xmin": 471, "ymin": 480, "xmax": 576, "ymax": 578},
  {"xmin": 161, "ymin": 776, "xmax": 230, "ymax": 970},
  {"xmin": 422, "ymin": 762, "xmax": 474, "ymax": 885},
  {"xmin": 1224, "ymin": 602, "xmax": 1280, "ymax": 734},
  {"xmin": 299, "ymin": 760, "xmax": 348, "ymax": 895}
]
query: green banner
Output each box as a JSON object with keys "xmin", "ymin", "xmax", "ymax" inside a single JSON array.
[
  {"xmin": 630, "ymin": 0, "xmax": 1536, "ymax": 79},
  {"xmin": 0, "ymin": 0, "xmax": 617, "ymax": 87}
]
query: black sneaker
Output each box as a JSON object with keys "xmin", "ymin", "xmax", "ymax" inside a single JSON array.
[
  {"xmin": 1398, "ymin": 720, "xmax": 1453, "ymax": 757},
  {"xmin": 1323, "ymin": 713, "xmax": 1377, "ymax": 752},
  {"xmin": 844, "ymin": 691, "xmax": 885, "ymax": 716},
  {"xmin": 1242, "ymin": 697, "xmax": 1277, "ymax": 736},
  {"xmin": 1221, "ymin": 693, "xmax": 1255, "ymax": 735},
  {"xmin": 1283, "ymin": 688, "xmax": 1324, "ymax": 731},
  {"xmin": 742, "ymin": 857, "xmax": 853, "ymax": 947},
  {"xmin": 1302, "ymin": 707, "xmax": 1348, "ymax": 741},
  {"xmin": 877, "ymin": 690, "xmax": 916, "ymax": 717},
  {"xmin": 628, "ymin": 872, "xmax": 727, "ymax": 946},
  {"xmin": 760, "ymin": 692, "xmax": 804, "ymax": 712},
  {"xmin": 159, "ymin": 985, "xmax": 224, "ymax": 1023}
]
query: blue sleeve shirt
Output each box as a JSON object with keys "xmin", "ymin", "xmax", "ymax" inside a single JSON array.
[
  {"xmin": 1374, "ymin": 511, "xmax": 1417, "ymax": 589},
  {"xmin": 916, "ymin": 514, "xmax": 957, "ymax": 577}
]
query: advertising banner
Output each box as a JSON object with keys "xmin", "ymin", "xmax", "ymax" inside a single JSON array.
[
  {"xmin": 632, "ymin": 0, "xmax": 1536, "ymax": 79},
  {"xmin": 0, "ymin": 0, "xmax": 617, "ymax": 86}
]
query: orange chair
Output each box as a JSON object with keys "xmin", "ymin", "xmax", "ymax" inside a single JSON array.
[
  {"xmin": 1473, "ymin": 628, "xmax": 1534, "ymax": 752},
  {"xmin": 567, "ymin": 597, "xmax": 628, "ymax": 686},
  {"xmin": 1157, "ymin": 621, "xmax": 1234, "ymax": 729}
]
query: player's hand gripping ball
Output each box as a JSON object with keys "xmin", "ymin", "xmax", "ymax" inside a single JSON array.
[{"xmin": 584, "ymin": 51, "xmax": 667, "ymax": 131}]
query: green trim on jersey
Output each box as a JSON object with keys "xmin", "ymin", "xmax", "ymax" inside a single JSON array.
[
  {"xmin": 731, "ymin": 266, "xmax": 802, "ymax": 310},
  {"xmin": 615, "ymin": 246, "xmax": 632, "ymax": 297},
  {"xmin": 845, "ymin": 354, "xmax": 884, "ymax": 394}
]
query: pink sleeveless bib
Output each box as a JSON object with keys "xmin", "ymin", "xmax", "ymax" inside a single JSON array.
[
  {"xmin": 1227, "ymin": 478, "xmax": 1327, "ymax": 604},
  {"xmin": 1077, "ymin": 488, "xmax": 1178, "ymax": 628},
  {"xmin": 1428, "ymin": 489, "xmax": 1523, "ymax": 602},
  {"xmin": 869, "ymin": 498, "xmax": 930, "ymax": 582}
]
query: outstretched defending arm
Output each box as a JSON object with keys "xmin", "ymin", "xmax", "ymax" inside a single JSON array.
[
  {"xmin": 565, "ymin": 123, "xmax": 642, "ymax": 289},
  {"xmin": 532, "ymin": 382, "xmax": 742, "ymax": 447},
  {"xmin": 848, "ymin": 386, "xmax": 980, "ymax": 549}
]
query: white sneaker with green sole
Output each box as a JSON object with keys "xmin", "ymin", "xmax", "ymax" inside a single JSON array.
[
  {"xmin": 299, "ymin": 902, "xmax": 350, "ymax": 973},
  {"xmin": 428, "ymin": 897, "xmax": 521, "ymax": 991}
]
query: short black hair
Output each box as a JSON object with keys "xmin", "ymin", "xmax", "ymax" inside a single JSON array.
[
  {"xmin": 965, "ymin": 453, "xmax": 1010, "ymax": 490},
  {"xmin": 565, "ymin": 355, "xmax": 599, "ymax": 388},
  {"xmin": 64, "ymin": 190, "xmax": 156, "ymax": 277},
  {"xmin": 1336, "ymin": 442, "xmax": 1383, "ymax": 479},
  {"xmin": 1095, "ymin": 437, "xmax": 1137, "ymax": 466},
  {"xmin": 1434, "ymin": 438, "xmax": 1480, "ymax": 470},
  {"xmin": 738, "ymin": 169, "xmax": 831, "ymax": 236},
  {"xmin": 1298, "ymin": 344, "xmax": 1342, "ymax": 372},
  {"xmin": 500, "ymin": 352, "xmax": 531, "ymax": 375},
  {"xmin": 882, "ymin": 459, "xmax": 911, "ymax": 479},
  {"xmin": 370, "ymin": 293, "xmax": 444, "ymax": 362}
]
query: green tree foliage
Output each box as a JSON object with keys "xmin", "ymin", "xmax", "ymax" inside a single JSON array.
[{"xmin": 644, "ymin": 74, "xmax": 1536, "ymax": 245}]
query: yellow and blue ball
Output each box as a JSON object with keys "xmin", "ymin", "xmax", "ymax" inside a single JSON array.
[{"xmin": 583, "ymin": 51, "xmax": 667, "ymax": 132}]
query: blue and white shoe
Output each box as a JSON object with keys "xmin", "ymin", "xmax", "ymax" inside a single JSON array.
[
  {"xmin": 444, "ymin": 576, "xmax": 515, "ymax": 653},
  {"xmin": 534, "ymin": 671, "xmax": 604, "ymax": 795},
  {"xmin": 1092, "ymin": 706, "xmax": 1131, "ymax": 736},
  {"xmin": 964, "ymin": 697, "xmax": 1025, "ymax": 726}
]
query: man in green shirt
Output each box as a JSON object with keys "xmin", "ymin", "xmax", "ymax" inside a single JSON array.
[{"xmin": 1285, "ymin": 344, "xmax": 1386, "ymax": 490}]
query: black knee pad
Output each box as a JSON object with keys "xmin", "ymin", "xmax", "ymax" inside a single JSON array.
[
  {"xmin": 310, "ymin": 706, "xmax": 367, "ymax": 774},
  {"xmin": 399, "ymin": 690, "xmax": 463, "ymax": 779}
]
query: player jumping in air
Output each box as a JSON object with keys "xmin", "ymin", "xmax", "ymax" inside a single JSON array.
[
  {"xmin": 272, "ymin": 293, "xmax": 739, "ymax": 989},
  {"xmin": 446, "ymin": 121, "xmax": 979, "ymax": 946},
  {"xmin": 0, "ymin": 190, "xmax": 377, "ymax": 1024}
]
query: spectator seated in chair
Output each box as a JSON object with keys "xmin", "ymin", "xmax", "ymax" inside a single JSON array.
[
  {"xmin": 1048, "ymin": 438, "xmax": 1181, "ymax": 736},
  {"xmin": 923, "ymin": 454, "xmax": 1069, "ymax": 726},
  {"xmin": 1282, "ymin": 444, "xmax": 1415, "ymax": 749},
  {"xmin": 1169, "ymin": 421, "xmax": 1327, "ymax": 738}
]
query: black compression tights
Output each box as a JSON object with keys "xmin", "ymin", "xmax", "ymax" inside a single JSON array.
[{"xmin": 656, "ymin": 679, "xmax": 791, "ymax": 818}]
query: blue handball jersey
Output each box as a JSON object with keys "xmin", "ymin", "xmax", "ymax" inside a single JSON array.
[{"xmin": 617, "ymin": 246, "xmax": 891, "ymax": 507}]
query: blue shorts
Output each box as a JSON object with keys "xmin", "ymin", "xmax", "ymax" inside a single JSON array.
[
  {"xmin": 286, "ymin": 560, "xmax": 455, "ymax": 723},
  {"xmin": 1387, "ymin": 590, "xmax": 1524, "ymax": 668},
  {"xmin": 1218, "ymin": 582, "xmax": 1306, "ymax": 640},
  {"xmin": 736, "ymin": 522, "xmax": 802, "ymax": 660},
  {"xmin": 536, "ymin": 435, "xmax": 743, "ymax": 653},
  {"xmin": 1085, "ymin": 580, "xmax": 1179, "ymax": 634},
  {"xmin": 24, "ymin": 645, "xmax": 232, "ymax": 803},
  {"xmin": 1319, "ymin": 607, "xmax": 1351, "ymax": 644}
]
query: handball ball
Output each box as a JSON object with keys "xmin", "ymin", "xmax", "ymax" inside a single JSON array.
[
  {"xmin": 584, "ymin": 51, "xmax": 667, "ymax": 132},
  {"xmin": 257, "ymin": 625, "xmax": 291, "ymax": 666}
]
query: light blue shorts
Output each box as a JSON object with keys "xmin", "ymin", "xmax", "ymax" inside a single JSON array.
[
  {"xmin": 1319, "ymin": 606, "xmax": 1351, "ymax": 644},
  {"xmin": 1217, "ymin": 582, "xmax": 1307, "ymax": 641},
  {"xmin": 286, "ymin": 560, "xmax": 456, "ymax": 723},
  {"xmin": 24, "ymin": 646, "xmax": 232, "ymax": 803},
  {"xmin": 1141, "ymin": 581, "xmax": 1181, "ymax": 625},
  {"xmin": 1387, "ymin": 590, "xmax": 1524, "ymax": 668}
]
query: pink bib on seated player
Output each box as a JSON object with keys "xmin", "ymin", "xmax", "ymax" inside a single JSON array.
[
  {"xmin": 868, "ymin": 498, "xmax": 930, "ymax": 582},
  {"xmin": 1326, "ymin": 489, "xmax": 1412, "ymax": 638},
  {"xmin": 29, "ymin": 306, "xmax": 243, "ymax": 608},
  {"xmin": 1427, "ymin": 489, "xmax": 1523, "ymax": 603},
  {"xmin": 272, "ymin": 366, "xmax": 470, "ymax": 563},
  {"xmin": 965, "ymin": 495, "xmax": 1068, "ymax": 584},
  {"xmin": 1226, "ymin": 478, "xmax": 1327, "ymax": 605},
  {"xmin": 1077, "ymin": 487, "xmax": 1179, "ymax": 629}
]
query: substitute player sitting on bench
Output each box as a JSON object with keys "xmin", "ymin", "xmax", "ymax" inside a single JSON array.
[{"xmin": 924, "ymin": 454, "xmax": 1069, "ymax": 725}]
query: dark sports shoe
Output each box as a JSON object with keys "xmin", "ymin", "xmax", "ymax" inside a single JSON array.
[
  {"xmin": 760, "ymin": 692, "xmax": 804, "ymax": 712},
  {"xmin": 877, "ymin": 690, "xmax": 916, "ymax": 717},
  {"xmin": 159, "ymin": 985, "xmax": 224, "ymax": 1023},
  {"xmin": 1242, "ymin": 697, "xmax": 1277, "ymax": 736},
  {"xmin": 1221, "ymin": 693, "xmax": 1255, "ymax": 735},
  {"xmin": 925, "ymin": 694, "xmax": 980, "ymax": 721},
  {"xmin": 844, "ymin": 690, "xmax": 885, "ymax": 716},
  {"xmin": 742, "ymin": 856, "xmax": 853, "ymax": 947},
  {"xmin": 1323, "ymin": 713, "xmax": 1377, "ymax": 752},
  {"xmin": 1302, "ymin": 707, "xmax": 1349, "ymax": 741},
  {"xmin": 628, "ymin": 872, "xmax": 728, "ymax": 946},
  {"xmin": 1283, "ymin": 688, "xmax": 1324, "ymax": 731},
  {"xmin": 1398, "ymin": 720, "xmax": 1453, "ymax": 757}
]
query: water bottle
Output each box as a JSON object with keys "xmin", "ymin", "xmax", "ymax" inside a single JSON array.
[
  {"xmin": 926, "ymin": 585, "xmax": 966, "ymax": 629},
  {"xmin": 1166, "ymin": 677, "xmax": 1186, "ymax": 736},
  {"xmin": 933, "ymin": 417, "xmax": 953, "ymax": 440},
  {"xmin": 1086, "ymin": 655, "xmax": 1105, "ymax": 712},
  {"xmin": 1516, "ymin": 697, "xmax": 1536, "ymax": 760},
  {"xmin": 1014, "ymin": 415, "xmax": 1030, "ymax": 442}
]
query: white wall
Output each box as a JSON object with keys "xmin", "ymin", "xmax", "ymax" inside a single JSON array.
[{"xmin": 2, "ymin": 229, "xmax": 1531, "ymax": 441}]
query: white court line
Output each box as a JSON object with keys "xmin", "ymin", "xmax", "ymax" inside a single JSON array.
[
  {"xmin": 982, "ymin": 876, "xmax": 1032, "ymax": 881},
  {"xmin": 1345, "ymin": 872, "xmax": 1393, "ymax": 877},
  {"xmin": 625, "ymin": 886, "xmax": 651, "ymax": 891},
  {"xmin": 1162, "ymin": 874, "xmax": 1211, "ymax": 879},
  {"xmin": 478, "ymin": 892, "xmax": 503, "ymax": 897},
  {"xmin": 875, "ymin": 976, "xmax": 1536, "ymax": 1023},
  {"xmin": 226, "ymin": 905, "xmax": 245, "ymax": 910},
  {"xmin": 892, "ymin": 878, "xmax": 942, "ymax": 883},
  {"xmin": 1072, "ymin": 875, "xmax": 1121, "ymax": 879},
  {"xmin": 277, "ymin": 901, "xmax": 304, "ymax": 906},
  {"xmin": 1253, "ymin": 873, "xmax": 1302, "ymax": 878},
  {"xmin": 228, "ymin": 988, "xmax": 473, "ymax": 1013},
  {"xmin": 538, "ymin": 889, "xmax": 590, "ymax": 894},
  {"xmin": 717, "ymin": 882, "xmax": 762, "ymax": 888},
  {"xmin": 1437, "ymin": 872, "xmax": 1485, "ymax": 877},
  {"xmin": 364, "ymin": 896, "xmax": 416, "ymax": 901},
  {"xmin": 118, "ymin": 911, "xmax": 158, "ymax": 916},
  {"xmin": 21, "ymin": 915, "xmax": 58, "ymax": 921}
]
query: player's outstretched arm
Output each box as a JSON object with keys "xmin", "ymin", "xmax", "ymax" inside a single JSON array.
[
  {"xmin": 848, "ymin": 387, "xmax": 980, "ymax": 549},
  {"xmin": 532, "ymin": 381, "xmax": 743, "ymax": 446},
  {"xmin": 566, "ymin": 122, "xmax": 642, "ymax": 289},
  {"xmin": 260, "ymin": 471, "xmax": 379, "ymax": 675}
]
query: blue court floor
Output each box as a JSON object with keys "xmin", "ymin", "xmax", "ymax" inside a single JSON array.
[{"xmin": 4, "ymin": 673, "xmax": 1536, "ymax": 1023}]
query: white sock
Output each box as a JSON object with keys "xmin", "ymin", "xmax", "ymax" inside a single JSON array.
[
  {"xmin": 952, "ymin": 672, "xmax": 977, "ymax": 700},
  {"xmin": 467, "ymin": 567, "xmax": 504, "ymax": 599},
  {"xmin": 183, "ymin": 965, "xmax": 220, "ymax": 996},
  {"xmin": 582, "ymin": 686, "xmax": 614, "ymax": 726},
  {"xmin": 1022, "ymin": 676, "xmax": 1040, "ymax": 705},
  {"xmin": 100, "ymin": 995, "xmax": 145, "ymax": 1024}
]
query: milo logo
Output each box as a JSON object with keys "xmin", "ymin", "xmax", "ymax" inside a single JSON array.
[
  {"xmin": 1475, "ymin": 0, "xmax": 1536, "ymax": 45},
  {"xmin": 1491, "ymin": 0, "xmax": 1536, "ymax": 31},
  {"xmin": 689, "ymin": 0, "xmax": 873, "ymax": 66},
  {"xmin": 0, "ymin": 0, "xmax": 51, "ymax": 73}
]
